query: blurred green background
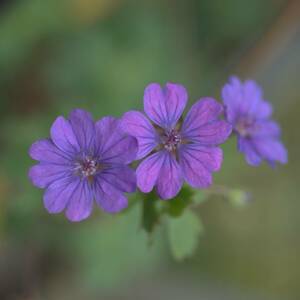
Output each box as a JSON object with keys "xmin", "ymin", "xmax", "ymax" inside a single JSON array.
[{"xmin": 0, "ymin": 0, "xmax": 299, "ymax": 299}]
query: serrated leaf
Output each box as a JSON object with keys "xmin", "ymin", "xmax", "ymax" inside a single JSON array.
[{"xmin": 167, "ymin": 209, "xmax": 204, "ymax": 261}]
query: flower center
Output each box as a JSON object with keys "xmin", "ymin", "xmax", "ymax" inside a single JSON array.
[
  {"xmin": 162, "ymin": 130, "xmax": 182, "ymax": 152},
  {"xmin": 75, "ymin": 156, "xmax": 99, "ymax": 178},
  {"xmin": 235, "ymin": 117, "xmax": 254, "ymax": 137}
]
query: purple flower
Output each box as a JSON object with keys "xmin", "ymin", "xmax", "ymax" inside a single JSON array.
[
  {"xmin": 222, "ymin": 76, "xmax": 288, "ymax": 166},
  {"xmin": 29, "ymin": 109, "xmax": 137, "ymax": 221},
  {"xmin": 121, "ymin": 83, "xmax": 232, "ymax": 200}
]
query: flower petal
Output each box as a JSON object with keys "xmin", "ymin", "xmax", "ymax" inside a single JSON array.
[
  {"xmin": 238, "ymin": 137, "xmax": 262, "ymax": 166},
  {"xmin": 222, "ymin": 76, "xmax": 272, "ymax": 123},
  {"xmin": 121, "ymin": 111, "xmax": 158, "ymax": 159},
  {"xmin": 178, "ymin": 145, "xmax": 220, "ymax": 188},
  {"xmin": 181, "ymin": 97, "xmax": 226, "ymax": 140},
  {"xmin": 29, "ymin": 139, "xmax": 71, "ymax": 164},
  {"xmin": 253, "ymin": 138, "xmax": 288, "ymax": 165},
  {"xmin": 101, "ymin": 135, "xmax": 137, "ymax": 164},
  {"xmin": 251, "ymin": 120, "xmax": 281, "ymax": 138},
  {"xmin": 255, "ymin": 101, "xmax": 272, "ymax": 119},
  {"xmin": 179, "ymin": 144, "xmax": 223, "ymax": 172},
  {"xmin": 43, "ymin": 177, "xmax": 79, "ymax": 214},
  {"xmin": 144, "ymin": 82, "xmax": 188, "ymax": 128},
  {"xmin": 222, "ymin": 76, "xmax": 243, "ymax": 123},
  {"xmin": 65, "ymin": 180, "xmax": 94, "ymax": 222},
  {"xmin": 182, "ymin": 119, "xmax": 232, "ymax": 145},
  {"xmin": 136, "ymin": 151, "xmax": 165, "ymax": 193},
  {"xmin": 99, "ymin": 165, "xmax": 136, "ymax": 193},
  {"xmin": 28, "ymin": 163, "xmax": 71, "ymax": 188},
  {"xmin": 95, "ymin": 117, "xmax": 137, "ymax": 164},
  {"xmin": 243, "ymin": 80, "xmax": 272, "ymax": 119},
  {"xmin": 156, "ymin": 151, "xmax": 183, "ymax": 200},
  {"xmin": 241, "ymin": 79, "xmax": 262, "ymax": 114},
  {"xmin": 69, "ymin": 109, "xmax": 95, "ymax": 151},
  {"xmin": 94, "ymin": 179, "xmax": 128, "ymax": 213},
  {"xmin": 50, "ymin": 116, "xmax": 80, "ymax": 154}
]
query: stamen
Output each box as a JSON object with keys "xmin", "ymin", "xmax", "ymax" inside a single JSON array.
[
  {"xmin": 162, "ymin": 130, "xmax": 182, "ymax": 152},
  {"xmin": 235, "ymin": 117, "xmax": 254, "ymax": 137},
  {"xmin": 75, "ymin": 156, "xmax": 99, "ymax": 178}
]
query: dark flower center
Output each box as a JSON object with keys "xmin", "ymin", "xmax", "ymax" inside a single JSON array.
[
  {"xmin": 235, "ymin": 117, "xmax": 254, "ymax": 137},
  {"xmin": 161, "ymin": 129, "xmax": 182, "ymax": 152},
  {"xmin": 75, "ymin": 156, "xmax": 99, "ymax": 178}
]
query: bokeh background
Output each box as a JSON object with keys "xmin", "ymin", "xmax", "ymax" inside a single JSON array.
[{"xmin": 0, "ymin": 0, "xmax": 299, "ymax": 299}]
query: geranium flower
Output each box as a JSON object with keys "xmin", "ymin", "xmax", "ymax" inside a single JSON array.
[
  {"xmin": 29, "ymin": 109, "xmax": 137, "ymax": 221},
  {"xmin": 222, "ymin": 76, "xmax": 287, "ymax": 166},
  {"xmin": 121, "ymin": 83, "xmax": 232, "ymax": 200}
]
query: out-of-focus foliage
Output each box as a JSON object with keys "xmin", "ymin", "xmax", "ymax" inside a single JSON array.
[
  {"xmin": 139, "ymin": 184, "xmax": 248, "ymax": 261},
  {"xmin": 68, "ymin": 204, "xmax": 165, "ymax": 289},
  {"xmin": 0, "ymin": 0, "xmax": 299, "ymax": 299},
  {"xmin": 167, "ymin": 209, "xmax": 204, "ymax": 261}
]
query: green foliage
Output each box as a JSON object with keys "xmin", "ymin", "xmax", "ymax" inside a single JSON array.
[
  {"xmin": 139, "ymin": 184, "xmax": 250, "ymax": 261},
  {"xmin": 140, "ymin": 186, "xmax": 206, "ymax": 233},
  {"xmin": 141, "ymin": 192, "xmax": 161, "ymax": 233},
  {"xmin": 140, "ymin": 186, "xmax": 207, "ymax": 260},
  {"xmin": 68, "ymin": 204, "xmax": 164, "ymax": 289},
  {"xmin": 163, "ymin": 186, "xmax": 194, "ymax": 217},
  {"xmin": 167, "ymin": 209, "xmax": 204, "ymax": 261}
]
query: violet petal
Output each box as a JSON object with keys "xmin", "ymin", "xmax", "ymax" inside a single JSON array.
[
  {"xmin": 65, "ymin": 180, "xmax": 94, "ymax": 222},
  {"xmin": 156, "ymin": 151, "xmax": 183, "ymax": 200},
  {"xmin": 28, "ymin": 163, "xmax": 71, "ymax": 188},
  {"xmin": 182, "ymin": 120, "xmax": 232, "ymax": 145},
  {"xmin": 253, "ymin": 138, "xmax": 288, "ymax": 165},
  {"xmin": 50, "ymin": 116, "xmax": 80, "ymax": 154},
  {"xmin": 144, "ymin": 82, "xmax": 188, "ymax": 128},
  {"xmin": 178, "ymin": 145, "xmax": 216, "ymax": 188},
  {"xmin": 94, "ymin": 179, "xmax": 128, "ymax": 213},
  {"xmin": 136, "ymin": 151, "xmax": 165, "ymax": 193},
  {"xmin": 121, "ymin": 110, "xmax": 158, "ymax": 159},
  {"xmin": 238, "ymin": 137, "xmax": 262, "ymax": 166},
  {"xmin": 69, "ymin": 109, "xmax": 95, "ymax": 151},
  {"xmin": 95, "ymin": 116, "xmax": 137, "ymax": 164},
  {"xmin": 29, "ymin": 139, "xmax": 71, "ymax": 164},
  {"xmin": 43, "ymin": 177, "xmax": 80, "ymax": 214},
  {"xmin": 99, "ymin": 165, "xmax": 136, "ymax": 193}
]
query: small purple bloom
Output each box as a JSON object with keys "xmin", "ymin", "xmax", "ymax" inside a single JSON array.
[
  {"xmin": 29, "ymin": 109, "xmax": 137, "ymax": 221},
  {"xmin": 121, "ymin": 83, "xmax": 232, "ymax": 200},
  {"xmin": 222, "ymin": 76, "xmax": 288, "ymax": 166}
]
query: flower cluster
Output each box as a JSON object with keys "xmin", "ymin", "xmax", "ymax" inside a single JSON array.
[{"xmin": 29, "ymin": 77, "xmax": 287, "ymax": 221}]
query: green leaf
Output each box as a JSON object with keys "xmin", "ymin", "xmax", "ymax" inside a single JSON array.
[
  {"xmin": 163, "ymin": 186, "xmax": 193, "ymax": 217},
  {"xmin": 141, "ymin": 191, "xmax": 160, "ymax": 233},
  {"xmin": 167, "ymin": 209, "xmax": 204, "ymax": 261},
  {"xmin": 68, "ymin": 204, "xmax": 164, "ymax": 290}
]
